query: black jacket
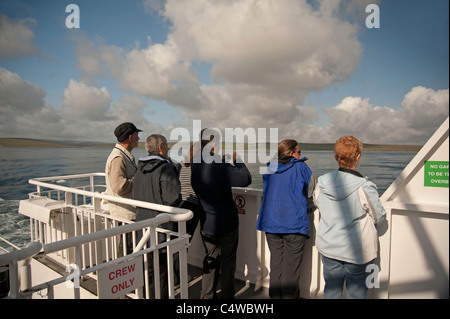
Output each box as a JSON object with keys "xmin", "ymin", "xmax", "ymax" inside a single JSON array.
[
  {"xmin": 132, "ymin": 153, "xmax": 182, "ymax": 222},
  {"xmin": 191, "ymin": 154, "xmax": 252, "ymax": 237}
]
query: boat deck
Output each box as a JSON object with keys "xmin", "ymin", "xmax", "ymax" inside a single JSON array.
[
  {"xmin": 31, "ymin": 253, "xmax": 269, "ymax": 299},
  {"xmin": 182, "ymin": 264, "xmax": 270, "ymax": 299},
  {"xmin": 2, "ymin": 116, "xmax": 449, "ymax": 300}
]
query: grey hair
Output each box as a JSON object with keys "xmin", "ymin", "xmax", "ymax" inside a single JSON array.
[{"xmin": 145, "ymin": 134, "xmax": 167, "ymax": 153}]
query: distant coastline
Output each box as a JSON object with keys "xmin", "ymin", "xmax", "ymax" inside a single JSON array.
[
  {"xmin": 0, "ymin": 138, "xmax": 115, "ymax": 149},
  {"xmin": 0, "ymin": 137, "xmax": 422, "ymax": 152}
]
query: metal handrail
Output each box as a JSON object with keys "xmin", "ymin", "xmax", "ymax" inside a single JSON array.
[
  {"xmin": 28, "ymin": 173, "xmax": 193, "ymax": 217},
  {"xmin": 0, "ymin": 242, "xmax": 42, "ymax": 266},
  {"xmin": 1, "ymin": 172, "xmax": 194, "ymax": 299},
  {"xmin": 42, "ymin": 214, "xmax": 172, "ymax": 254}
]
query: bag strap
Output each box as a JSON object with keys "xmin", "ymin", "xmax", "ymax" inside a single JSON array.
[{"xmin": 358, "ymin": 187, "xmax": 377, "ymax": 224}]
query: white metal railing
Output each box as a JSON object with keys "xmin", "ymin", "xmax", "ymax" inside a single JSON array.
[
  {"xmin": 0, "ymin": 173, "xmax": 193, "ymax": 299},
  {"xmin": 0, "ymin": 240, "xmax": 42, "ymax": 299}
]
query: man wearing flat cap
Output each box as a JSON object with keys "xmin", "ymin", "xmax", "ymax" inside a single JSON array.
[{"xmin": 105, "ymin": 122, "xmax": 142, "ymax": 221}]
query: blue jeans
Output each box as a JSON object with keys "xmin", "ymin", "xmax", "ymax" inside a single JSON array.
[{"xmin": 322, "ymin": 255, "xmax": 373, "ymax": 299}]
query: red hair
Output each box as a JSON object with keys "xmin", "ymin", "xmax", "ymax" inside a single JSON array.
[{"xmin": 334, "ymin": 136, "xmax": 363, "ymax": 169}]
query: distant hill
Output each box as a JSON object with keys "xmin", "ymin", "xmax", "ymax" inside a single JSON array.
[
  {"xmin": 359, "ymin": 143, "xmax": 422, "ymax": 152},
  {"xmin": 298, "ymin": 142, "xmax": 422, "ymax": 152},
  {"xmin": 0, "ymin": 137, "xmax": 422, "ymax": 152},
  {"xmin": 0, "ymin": 138, "xmax": 114, "ymax": 148}
]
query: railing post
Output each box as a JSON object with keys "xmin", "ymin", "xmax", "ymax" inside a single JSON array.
[
  {"xmin": 176, "ymin": 221, "xmax": 189, "ymax": 299},
  {"xmin": 178, "ymin": 240, "xmax": 189, "ymax": 299},
  {"xmin": 74, "ymin": 244, "xmax": 82, "ymax": 299},
  {"xmin": 167, "ymin": 246, "xmax": 175, "ymax": 299},
  {"xmin": 65, "ymin": 191, "xmax": 72, "ymax": 206},
  {"xmin": 47, "ymin": 284, "xmax": 54, "ymax": 299},
  {"xmin": 93, "ymin": 196, "xmax": 101, "ymax": 214},
  {"xmin": 90, "ymin": 175, "xmax": 95, "ymax": 193},
  {"xmin": 8, "ymin": 261, "xmax": 19, "ymax": 299},
  {"xmin": 18, "ymin": 258, "xmax": 33, "ymax": 299},
  {"xmin": 150, "ymin": 227, "xmax": 160, "ymax": 299}
]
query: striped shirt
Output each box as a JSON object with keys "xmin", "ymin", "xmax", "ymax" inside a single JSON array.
[{"xmin": 179, "ymin": 165, "xmax": 198, "ymax": 204}]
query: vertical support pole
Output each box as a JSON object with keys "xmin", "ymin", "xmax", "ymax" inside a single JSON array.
[
  {"xmin": 150, "ymin": 227, "xmax": 160, "ymax": 299},
  {"xmin": 73, "ymin": 244, "xmax": 82, "ymax": 299},
  {"xmin": 8, "ymin": 261, "xmax": 19, "ymax": 299},
  {"xmin": 179, "ymin": 239, "xmax": 189, "ymax": 299},
  {"xmin": 167, "ymin": 246, "xmax": 174, "ymax": 299},
  {"xmin": 19, "ymin": 258, "xmax": 33, "ymax": 299}
]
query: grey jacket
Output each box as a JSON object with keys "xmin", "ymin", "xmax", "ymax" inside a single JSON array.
[{"xmin": 132, "ymin": 153, "xmax": 182, "ymax": 222}]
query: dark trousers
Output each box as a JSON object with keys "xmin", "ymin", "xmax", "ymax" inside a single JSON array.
[
  {"xmin": 266, "ymin": 233, "xmax": 307, "ymax": 299},
  {"xmin": 200, "ymin": 229, "xmax": 239, "ymax": 299},
  {"xmin": 136, "ymin": 219, "xmax": 174, "ymax": 299},
  {"xmin": 147, "ymin": 249, "xmax": 169, "ymax": 299},
  {"xmin": 179, "ymin": 200, "xmax": 200, "ymax": 241}
]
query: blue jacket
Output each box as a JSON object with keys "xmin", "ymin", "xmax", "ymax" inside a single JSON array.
[{"xmin": 256, "ymin": 158, "xmax": 315, "ymax": 237}]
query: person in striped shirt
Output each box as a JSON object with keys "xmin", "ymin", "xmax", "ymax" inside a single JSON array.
[{"xmin": 179, "ymin": 142, "xmax": 201, "ymax": 241}]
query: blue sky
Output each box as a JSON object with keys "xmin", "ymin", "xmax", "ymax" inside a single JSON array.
[
  {"xmin": 0, "ymin": 0, "xmax": 448, "ymax": 144},
  {"xmin": 311, "ymin": 1, "xmax": 448, "ymax": 106}
]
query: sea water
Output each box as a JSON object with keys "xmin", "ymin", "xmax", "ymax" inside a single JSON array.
[{"xmin": 0, "ymin": 147, "xmax": 417, "ymax": 248}]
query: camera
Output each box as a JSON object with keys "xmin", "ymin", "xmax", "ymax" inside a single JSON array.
[{"xmin": 223, "ymin": 153, "xmax": 233, "ymax": 162}]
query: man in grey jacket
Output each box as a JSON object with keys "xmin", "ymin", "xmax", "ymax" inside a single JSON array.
[{"xmin": 132, "ymin": 134, "xmax": 182, "ymax": 299}]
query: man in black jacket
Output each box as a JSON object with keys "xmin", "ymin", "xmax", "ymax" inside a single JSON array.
[
  {"xmin": 191, "ymin": 128, "xmax": 252, "ymax": 299},
  {"xmin": 132, "ymin": 134, "xmax": 181, "ymax": 299}
]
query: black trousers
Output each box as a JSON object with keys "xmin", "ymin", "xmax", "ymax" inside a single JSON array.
[
  {"xmin": 200, "ymin": 229, "xmax": 239, "ymax": 299},
  {"xmin": 266, "ymin": 233, "xmax": 307, "ymax": 299},
  {"xmin": 136, "ymin": 219, "xmax": 174, "ymax": 299},
  {"xmin": 178, "ymin": 200, "xmax": 200, "ymax": 241}
]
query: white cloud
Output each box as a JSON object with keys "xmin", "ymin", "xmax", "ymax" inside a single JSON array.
[
  {"xmin": 120, "ymin": 38, "xmax": 198, "ymax": 99},
  {"xmin": 401, "ymin": 86, "xmax": 449, "ymax": 130},
  {"xmin": 298, "ymin": 87, "xmax": 449, "ymax": 144},
  {"xmin": 0, "ymin": 13, "xmax": 39, "ymax": 61},
  {"xmin": 164, "ymin": 0, "xmax": 360, "ymax": 92},
  {"xmin": 67, "ymin": 0, "xmax": 447, "ymax": 145},
  {"xmin": 0, "ymin": 66, "xmax": 46, "ymax": 115},
  {"xmin": 73, "ymin": 0, "xmax": 361, "ymax": 132},
  {"xmin": 2, "ymin": 1, "xmax": 445, "ymax": 146},
  {"xmin": 0, "ymin": 67, "xmax": 170, "ymax": 142},
  {"xmin": 72, "ymin": 33, "xmax": 125, "ymax": 80},
  {"xmin": 62, "ymin": 79, "xmax": 112, "ymax": 121},
  {"xmin": 0, "ymin": 67, "xmax": 62, "ymax": 139}
]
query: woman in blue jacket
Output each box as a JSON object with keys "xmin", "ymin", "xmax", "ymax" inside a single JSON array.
[{"xmin": 256, "ymin": 139, "xmax": 317, "ymax": 299}]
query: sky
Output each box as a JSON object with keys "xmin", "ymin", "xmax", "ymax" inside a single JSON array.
[{"xmin": 0, "ymin": 0, "xmax": 448, "ymax": 145}]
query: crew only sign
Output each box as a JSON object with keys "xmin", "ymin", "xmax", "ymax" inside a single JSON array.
[{"xmin": 98, "ymin": 256, "xmax": 144, "ymax": 299}]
